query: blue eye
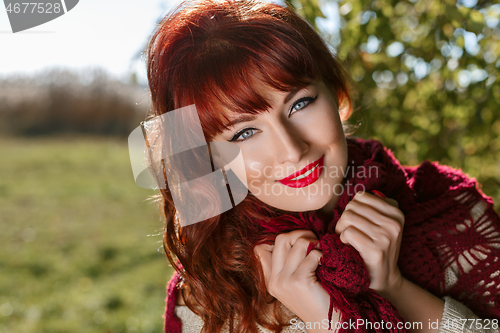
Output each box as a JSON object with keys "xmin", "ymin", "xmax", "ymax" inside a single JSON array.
[
  {"xmin": 289, "ymin": 95, "xmax": 318, "ymax": 116},
  {"xmin": 227, "ymin": 94, "xmax": 318, "ymax": 142},
  {"xmin": 292, "ymin": 101, "xmax": 307, "ymax": 111},
  {"xmin": 229, "ymin": 127, "xmax": 257, "ymax": 142}
]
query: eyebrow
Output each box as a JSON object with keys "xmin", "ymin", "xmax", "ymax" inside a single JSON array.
[
  {"xmin": 284, "ymin": 87, "xmax": 301, "ymax": 104},
  {"xmin": 225, "ymin": 114, "xmax": 257, "ymax": 127},
  {"xmin": 225, "ymin": 88, "xmax": 304, "ymax": 128}
]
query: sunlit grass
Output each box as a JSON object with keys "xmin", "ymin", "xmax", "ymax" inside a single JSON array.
[
  {"xmin": 0, "ymin": 136, "xmax": 173, "ymax": 333},
  {"xmin": 1, "ymin": 134, "xmax": 496, "ymax": 333}
]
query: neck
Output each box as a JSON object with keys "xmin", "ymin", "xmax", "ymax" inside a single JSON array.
[
  {"xmin": 317, "ymin": 176, "xmax": 346, "ymax": 221},
  {"xmin": 316, "ymin": 208, "xmax": 334, "ymax": 223}
]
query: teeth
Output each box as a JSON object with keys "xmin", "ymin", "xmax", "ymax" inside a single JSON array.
[{"xmin": 290, "ymin": 163, "xmax": 319, "ymax": 181}]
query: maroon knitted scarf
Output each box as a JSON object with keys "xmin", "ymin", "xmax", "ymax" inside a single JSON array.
[{"xmin": 164, "ymin": 138, "xmax": 500, "ymax": 332}]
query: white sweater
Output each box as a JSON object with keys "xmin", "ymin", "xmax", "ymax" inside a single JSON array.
[{"xmin": 173, "ymin": 296, "xmax": 500, "ymax": 333}]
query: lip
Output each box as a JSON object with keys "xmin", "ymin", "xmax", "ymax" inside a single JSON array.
[{"xmin": 277, "ymin": 155, "xmax": 324, "ymax": 188}]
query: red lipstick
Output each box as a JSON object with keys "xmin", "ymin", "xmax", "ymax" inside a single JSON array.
[{"xmin": 277, "ymin": 155, "xmax": 324, "ymax": 188}]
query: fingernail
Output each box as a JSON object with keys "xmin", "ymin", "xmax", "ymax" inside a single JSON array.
[
  {"xmin": 307, "ymin": 241, "xmax": 319, "ymax": 254},
  {"xmin": 307, "ymin": 242, "xmax": 314, "ymax": 254},
  {"xmin": 372, "ymin": 190, "xmax": 386, "ymax": 199}
]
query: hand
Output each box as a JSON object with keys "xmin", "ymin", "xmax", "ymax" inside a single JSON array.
[
  {"xmin": 253, "ymin": 230, "xmax": 334, "ymax": 326},
  {"xmin": 334, "ymin": 191, "xmax": 405, "ymax": 297}
]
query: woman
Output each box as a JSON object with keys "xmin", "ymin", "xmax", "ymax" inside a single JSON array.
[{"xmin": 143, "ymin": 0, "xmax": 500, "ymax": 332}]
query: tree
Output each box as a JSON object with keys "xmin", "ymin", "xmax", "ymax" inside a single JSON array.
[{"xmin": 288, "ymin": 0, "xmax": 500, "ymax": 209}]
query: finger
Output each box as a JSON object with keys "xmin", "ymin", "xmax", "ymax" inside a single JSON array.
[
  {"xmin": 339, "ymin": 226, "xmax": 375, "ymax": 258},
  {"xmin": 373, "ymin": 190, "xmax": 399, "ymax": 209},
  {"xmin": 335, "ymin": 208, "xmax": 382, "ymax": 240},
  {"xmin": 337, "ymin": 200, "xmax": 402, "ymax": 240},
  {"xmin": 385, "ymin": 198, "xmax": 399, "ymax": 209},
  {"xmin": 254, "ymin": 244, "xmax": 274, "ymax": 284},
  {"xmin": 253, "ymin": 243, "xmax": 274, "ymax": 259},
  {"xmin": 295, "ymin": 248, "xmax": 323, "ymax": 278},
  {"xmin": 272, "ymin": 230, "xmax": 317, "ymax": 275},
  {"xmin": 350, "ymin": 191, "xmax": 405, "ymax": 226},
  {"xmin": 281, "ymin": 237, "xmax": 320, "ymax": 275}
]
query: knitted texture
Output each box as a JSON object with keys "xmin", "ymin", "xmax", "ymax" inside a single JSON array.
[
  {"xmin": 164, "ymin": 267, "xmax": 183, "ymax": 333},
  {"xmin": 250, "ymin": 138, "xmax": 412, "ymax": 332},
  {"xmin": 164, "ymin": 137, "xmax": 500, "ymax": 332}
]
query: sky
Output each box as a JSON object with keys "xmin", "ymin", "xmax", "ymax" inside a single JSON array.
[
  {"xmin": 0, "ymin": 0, "xmax": 174, "ymax": 85},
  {"xmin": 0, "ymin": 0, "xmax": 339, "ymax": 86}
]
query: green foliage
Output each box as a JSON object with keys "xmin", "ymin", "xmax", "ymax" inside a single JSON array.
[
  {"xmin": 0, "ymin": 137, "xmax": 173, "ymax": 333},
  {"xmin": 299, "ymin": 0, "xmax": 500, "ymax": 210},
  {"xmin": 286, "ymin": 0, "xmax": 326, "ymax": 29}
]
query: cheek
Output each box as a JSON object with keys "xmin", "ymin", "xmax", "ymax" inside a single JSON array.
[
  {"xmin": 298, "ymin": 104, "xmax": 343, "ymax": 146},
  {"xmin": 239, "ymin": 136, "xmax": 279, "ymax": 183},
  {"xmin": 244, "ymin": 160, "xmax": 262, "ymax": 180},
  {"xmin": 242, "ymin": 157, "xmax": 270, "ymax": 189}
]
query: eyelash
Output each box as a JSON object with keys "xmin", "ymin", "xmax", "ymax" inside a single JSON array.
[{"xmin": 228, "ymin": 94, "xmax": 318, "ymax": 142}]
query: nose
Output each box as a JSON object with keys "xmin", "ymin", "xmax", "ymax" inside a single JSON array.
[{"xmin": 273, "ymin": 122, "xmax": 309, "ymax": 165}]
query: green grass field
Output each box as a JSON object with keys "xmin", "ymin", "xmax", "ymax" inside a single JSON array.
[
  {"xmin": 1, "ymin": 136, "xmax": 498, "ymax": 333},
  {"xmin": 0, "ymin": 137, "xmax": 174, "ymax": 333}
]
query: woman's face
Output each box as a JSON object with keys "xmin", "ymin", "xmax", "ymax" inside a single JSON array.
[{"xmin": 211, "ymin": 81, "xmax": 348, "ymax": 215}]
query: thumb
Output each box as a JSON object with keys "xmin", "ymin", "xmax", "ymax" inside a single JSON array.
[
  {"xmin": 297, "ymin": 249, "xmax": 323, "ymax": 276},
  {"xmin": 254, "ymin": 244, "xmax": 274, "ymax": 279}
]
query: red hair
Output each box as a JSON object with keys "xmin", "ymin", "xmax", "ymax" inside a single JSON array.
[{"xmin": 146, "ymin": 0, "xmax": 353, "ymax": 332}]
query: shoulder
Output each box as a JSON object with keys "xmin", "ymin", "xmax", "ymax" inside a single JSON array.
[
  {"xmin": 173, "ymin": 300, "xmax": 309, "ymax": 333},
  {"xmin": 174, "ymin": 305, "xmax": 206, "ymax": 332},
  {"xmin": 345, "ymin": 137, "xmax": 391, "ymax": 160},
  {"xmin": 405, "ymin": 159, "xmax": 491, "ymax": 204},
  {"xmin": 345, "ymin": 136, "xmax": 405, "ymax": 174}
]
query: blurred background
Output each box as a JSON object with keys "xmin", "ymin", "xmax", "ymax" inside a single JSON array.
[{"xmin": 0, "ymin": 0, "xmax": 499, "ymax": 332}]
